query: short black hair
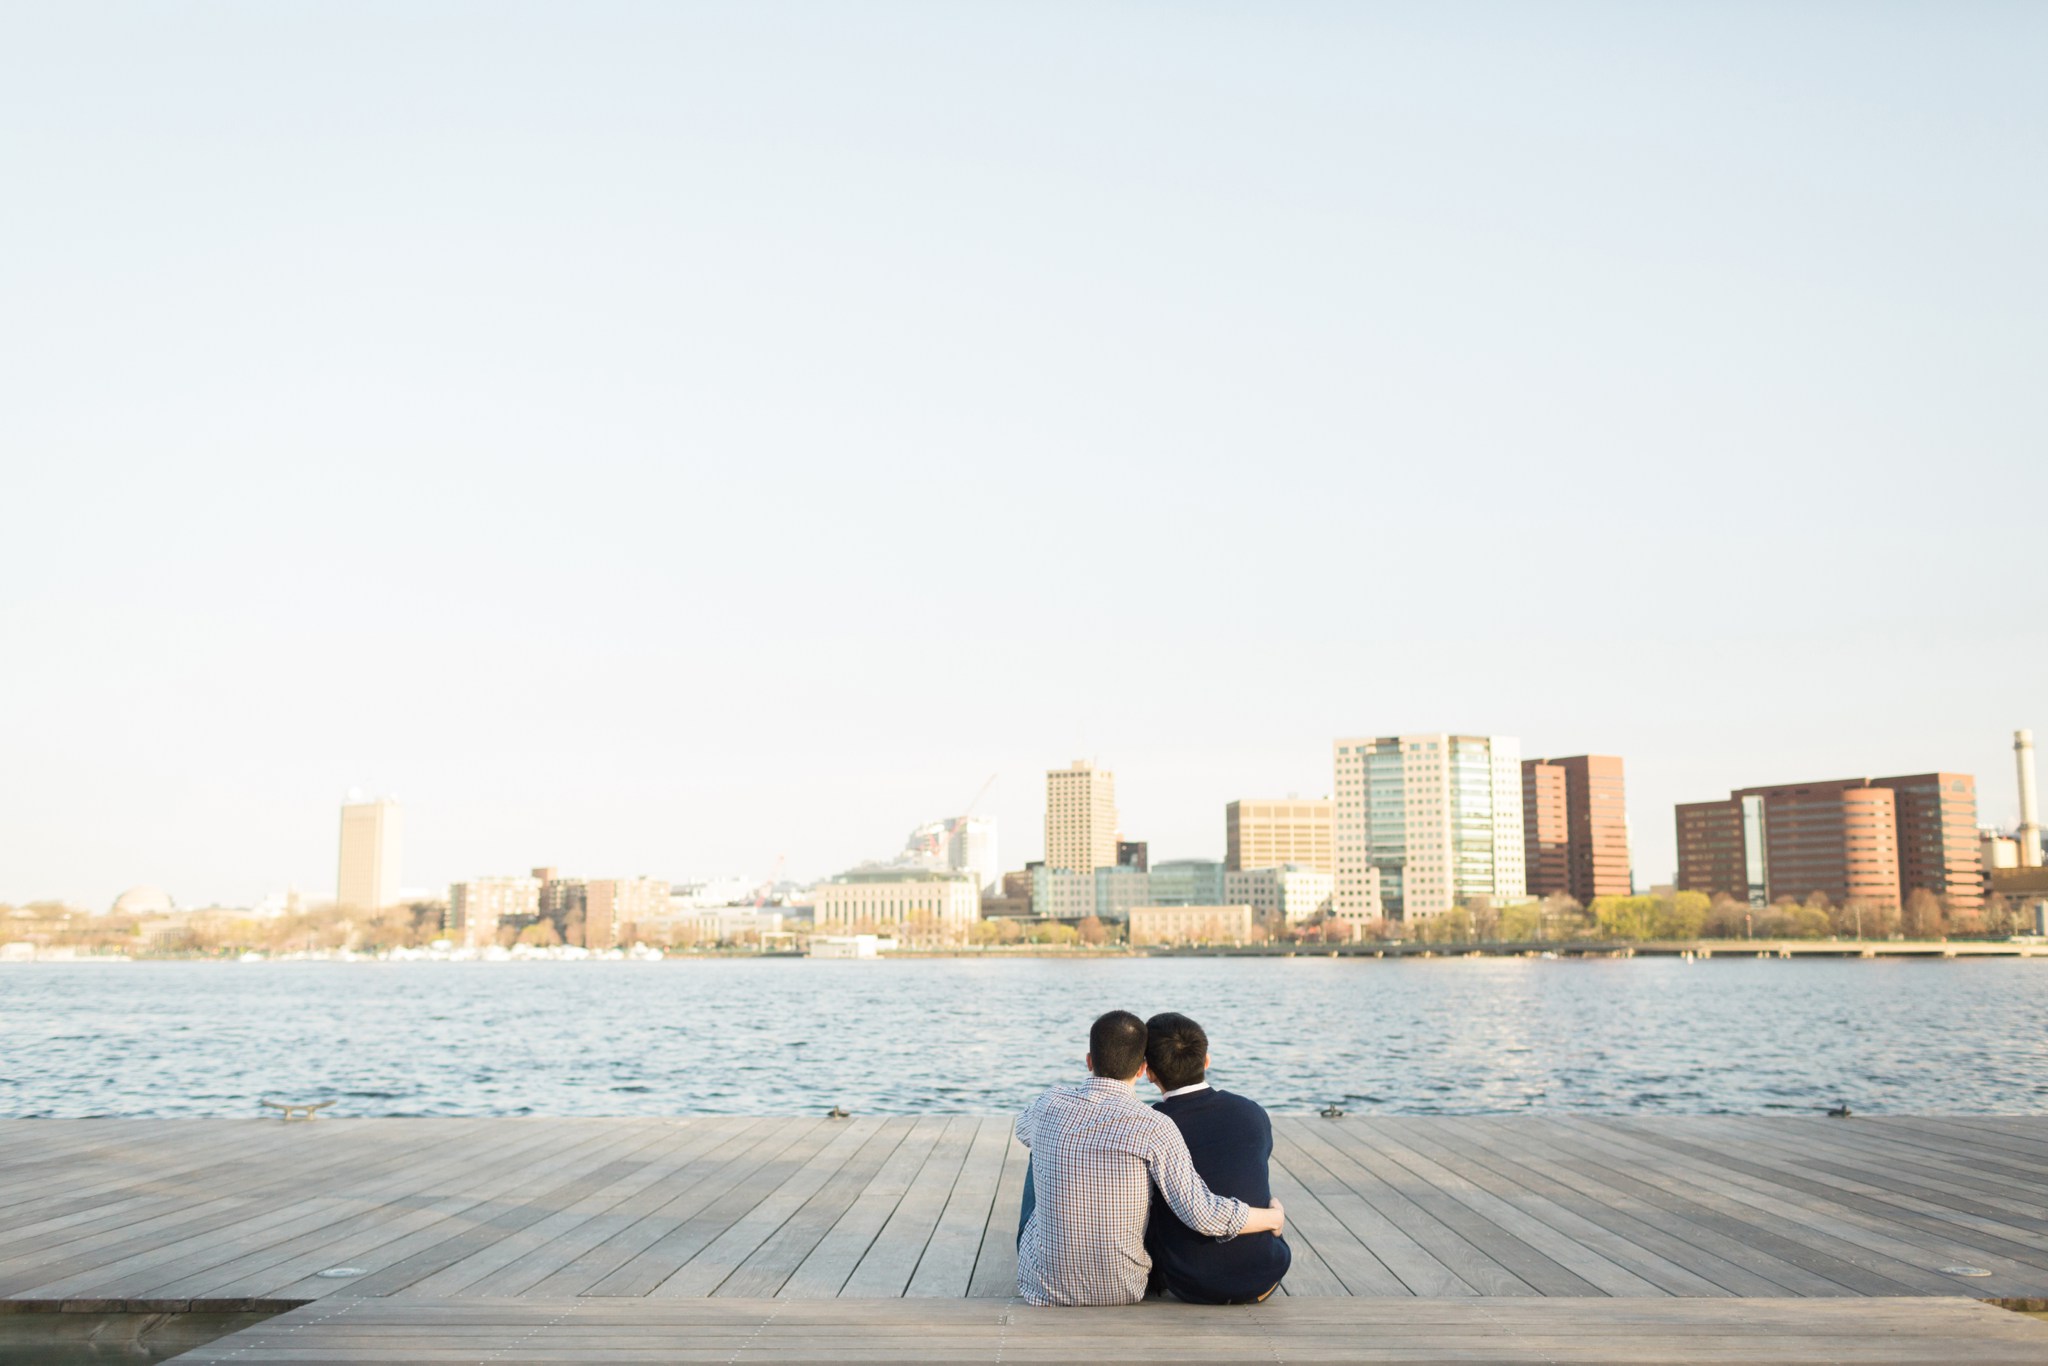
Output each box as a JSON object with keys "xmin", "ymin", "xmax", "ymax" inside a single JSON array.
[
  {"xmin": 1145, "ymin": 1012, "xmax": 1208, "ymax": 1091},
  {"xmin": 1089, "ymin": 1010, "xmax": 1148, "ymax": 1080}
]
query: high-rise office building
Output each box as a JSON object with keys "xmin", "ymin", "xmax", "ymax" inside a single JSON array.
[
  {"xmin": 1674, "ymin": 773, "xmax": 1980, "ymax": 911},
  {"xmin": 1225, "ymin": 799, "xmax": 1334, "ymax": 874},
  {"xmin": 1045, "ymin": 761, "xmax": 1118, "ymax": 873},
  {"xmin": 1521, "ymin": 763, "xmax": 1570, "ymax": 897},
  {"xmin": 1520, "ymin": 756, "xmax": 1631, "ymax": 903},
  {"xmin": 904, "ymin": 815, "xmax": 1000, "ymax": 895},
  {"xmin": 1333, "ymin": 734, "xmax": 1526, "ymax": 921},
  {"xmin": 337, "ymin": 796, "xmax": 402, "ymax": 914},
  {"xmin": 947, "ymin": 816, "xmax": 999, "ymax": 895}
]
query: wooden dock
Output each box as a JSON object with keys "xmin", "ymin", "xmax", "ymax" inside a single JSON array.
[{"xmin": 3, "ymin": 1115, "xmax": 2044, "ymax": 1362}]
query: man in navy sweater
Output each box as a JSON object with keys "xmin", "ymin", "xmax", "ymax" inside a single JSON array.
[{"xmin": 1142, "ymin": 1011, "xmax": 1292, "ymax": 1303}]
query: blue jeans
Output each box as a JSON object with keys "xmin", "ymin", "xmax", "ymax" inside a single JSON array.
[{"xmin": 1015, "ymin": 1161, "xmax": 1034, "ymax": 1249}]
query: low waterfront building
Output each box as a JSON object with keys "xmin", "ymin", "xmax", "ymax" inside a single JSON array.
[
  {"xmin": 1128, "ymin": 904, "xmax": 1256, "ymax": 947},
  {"xmin": 807, "ymin": 933, "xmax": 882, "ymax": 959},
  {"xmin": 1223, "ymin": 865, "xmax": 1335, "ymax": 924},
  {"xmin": 1148, "ymin": 858, "xmax": 1226, "ymax": 906},
  {"xmin": 448, "ymin": 876, "xmax": 541, "ymax": 949},
  {"xmin": 813, "ymin": 867, "xmax": 981, "ymax": 937}
]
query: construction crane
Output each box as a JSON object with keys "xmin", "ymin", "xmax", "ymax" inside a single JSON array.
[{"xmin": 948, "ymin": 774, "xmax": 998, "ymax": 837}]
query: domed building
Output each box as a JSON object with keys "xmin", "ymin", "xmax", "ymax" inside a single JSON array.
[{"xmin": 111, "ymin": 886, "xmax": 175, "ymax": 917}]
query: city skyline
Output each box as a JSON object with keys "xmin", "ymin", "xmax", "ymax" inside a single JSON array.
[
  {"xmin": 3, "ymin": 4, "xmax": 2042, "ymax": 910},
  {"xmin": 23, "ymin": 723, "xmax": 2041, "ymax": 915}
]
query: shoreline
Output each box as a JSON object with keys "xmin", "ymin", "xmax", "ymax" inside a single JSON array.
[{"xmin": 5, "ymin": 936, "xmax": 2047, "ymax": 963}]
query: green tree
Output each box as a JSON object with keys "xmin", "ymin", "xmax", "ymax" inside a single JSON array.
[
  {"xmin": 1654, "ymin": 890, "xmax": 1710, "ymax": 939},
  {"xmin": 1590, "ymin": 896, "xmax": 1658, "ymax": 941}
]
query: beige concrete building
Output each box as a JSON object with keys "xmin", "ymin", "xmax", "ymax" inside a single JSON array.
[
  {"xmin": 1045, "ymin": 761, "xmax": 1119, "ymax": 873},
  {"xmin": 1225, "ymin": 799, "xmax": 1334, "ymax": 875},
  {"xmin": 1223, "ymin": 865, "xmax": 1335, "ymax": 924},
  {"xmin": 337, "ymin": 797, "xmax": 402, "ymax": 914},
  {"xmin": 448, "ymin": 876, "xmax": 540, "ymax": 949},
  {"xmin": 584, "ymin": 877, "xmax": 671, "ymax": 949},
  {"xmin": 1129, "ymin": 904, "xmax": 1256, "ymax": 947},
  {"xmin": 813, "ymin": 867, "xmax": 981, "ymax": 938}
]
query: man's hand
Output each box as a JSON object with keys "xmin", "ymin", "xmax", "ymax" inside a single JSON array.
[{"xmin": 1239, "ymin": 1199, "xmax": 1285, "ymax": 1236}]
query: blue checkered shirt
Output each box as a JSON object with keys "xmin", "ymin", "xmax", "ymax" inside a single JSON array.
[{"xmin": 1014, "ymin": 1076, "xmax": 1250, "ymax": 1306}]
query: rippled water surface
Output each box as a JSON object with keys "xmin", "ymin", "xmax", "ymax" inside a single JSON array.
[{"xmin": 4, "ymin": 957, "xmax": 2045, "ymax": 1117}]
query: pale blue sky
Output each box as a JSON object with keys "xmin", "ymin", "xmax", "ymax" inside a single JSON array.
[{"xmin": 3, "ymin": 2, "xmax": 2043, "ymax": 909}]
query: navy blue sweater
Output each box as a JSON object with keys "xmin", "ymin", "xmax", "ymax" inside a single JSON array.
[{"xmin": 1146, "ymin": 1087, "xmax": 1291, "ymax": 1303}]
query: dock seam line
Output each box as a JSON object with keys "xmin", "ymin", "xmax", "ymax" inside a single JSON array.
[
  {"xmin": 725, "ymin": 1304, "xmax": 778, "ymax": 1362},
  {"xmin": 476, "ymin": 1297, "xmax": 579, "ymax": 1363},
  {"xmin": 190, "ymin": 1294, "xmax": 361, "ymax": 1363}
]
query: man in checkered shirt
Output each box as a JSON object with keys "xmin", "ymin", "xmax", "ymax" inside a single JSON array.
[{"xmin": 1014, "ymin": 1010, "xmax": 1287, "ymax": 1306}]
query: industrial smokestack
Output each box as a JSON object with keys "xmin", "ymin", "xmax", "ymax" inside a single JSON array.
[{"xmin": 2018, "ymin": 729, "xmax": 2043, "ymax": 868}]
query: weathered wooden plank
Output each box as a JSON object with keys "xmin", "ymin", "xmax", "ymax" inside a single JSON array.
[
  {"xmin": 434, "ymin": 1120, "xmax": 743, "ymax": 1298},
  {"xmin": 164, "ymin": 1294, "xmax": 2048, "ymax": 1365},
  {"xmin": 1581, "ymin": 1114, "xmax": 2048, "ymax": 1286},
  {"xmin": 522, "ymin": 1119, "xmax": 789, "ymax": 1299},
  {"xmin": 145, "ymin": 1118, "xmax": 612, "ymax": 1299},
  {"xmin": 774, "ymin": 1116, "xmax": 953, "ymax": 1300},
  {"xmin": 1258, "ymin": 1162, "xmax": 1371, "ymax": 1297},
  {"xmin": 904, "ymin": 1116, "xmax": 1011, "ymax": 1298},
  {"xmin": 1558, "ymin": 1117, "xmax": 2044, "ymax": 1296},
  {"xmin": 715, "ymin": 1118, "xmax": 917, "ymax": 1299},
  {"xmin": 1433, "ymin": 1119, "xmax": 1813, "ymax": 1297},
  {"xmin": 962, "ymin": 1127, "xmax": 1029, "ymax": 1299},
  {"xmin": 837, "ymin": 1115, "xmax": 977, "ymax": 1297},
  {"xmin": 648, "ymin": 1118, "xmax": 889, "ymax": 1298},
  {"xmin": 1385, "ymin": 1119, "xmax": 1729, "ymax": 1297},
  {"xmin": 1282, "ymin": 1120, "xmax": 1533, "ymax": 1294},
  {"xmin": 400, "ymin": 1123, "xmax": 698, "ymax": 1296},
  {"xmin": 327, "ymin": 1122, "xmax": 701, "ymax": 1299},
  {"xmin": 582, "ymin": 1120, "xmax": 835, "ymax": 1297},
  {"xmin": 1335, "ymin": 1120, "xmax": 1620, "ymax": 1296}
]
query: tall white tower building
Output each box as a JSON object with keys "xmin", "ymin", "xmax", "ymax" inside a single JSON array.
[
  {"xmin": 337, "ymin": 795, "xmax": 403, "ymax": 913},
  {"xmin": 1045, "ymin": 760, "xmax": 1118, "ymax": 873},
  {"xmin": 947, "ymin": 815, "xmax": 1000, "ymax": 895},
  {"xmin": 1332, "ymin": 734, "xmax": 1525, "ymax": 921}
]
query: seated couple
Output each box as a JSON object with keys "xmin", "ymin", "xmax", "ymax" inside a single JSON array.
[{"xmin": 1014, "ymin": 1009, "xmax": 1290, "ymax": 1306}]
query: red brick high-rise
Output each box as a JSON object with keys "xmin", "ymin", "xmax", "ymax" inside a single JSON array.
[{"xmin": 1522, "ymin": 755, "xmax": 1631, "ymax": 903}]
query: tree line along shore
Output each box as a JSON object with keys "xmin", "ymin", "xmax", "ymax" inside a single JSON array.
[{"xmin": 4, "ymin": 885, "xmax": 2040, "ymax": 959}]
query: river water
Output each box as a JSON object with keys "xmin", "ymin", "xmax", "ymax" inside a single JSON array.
[{"xmin": 4, "ymin": 957, "xmax": 2044, "ymax": 1118}]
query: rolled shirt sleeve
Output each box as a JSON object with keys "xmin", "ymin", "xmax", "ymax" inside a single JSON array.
[{"xmin": 1146, "ymin": 1120, "xmax": 1249, "ymax": 1241}]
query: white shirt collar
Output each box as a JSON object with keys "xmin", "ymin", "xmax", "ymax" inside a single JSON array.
[{"xmin": 1160, "ymin": 1081, "xmax": 1211, "ymax": 1100}]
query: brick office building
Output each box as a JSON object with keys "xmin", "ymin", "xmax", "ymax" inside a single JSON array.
[
  {"xmin": 1522, "ymin": 755, "xmax": 1631, "ymax": 903},
  {"xmin": 1674, "ymin": 773, "xmax": 1981, "ymax": 911}
]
